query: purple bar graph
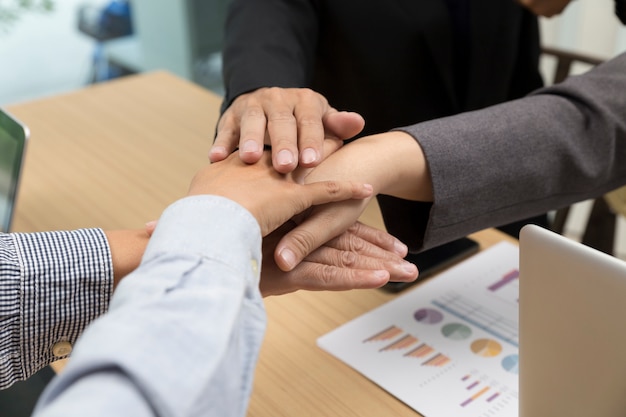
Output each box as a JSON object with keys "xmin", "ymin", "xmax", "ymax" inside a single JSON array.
[{"xmin": 488, "ymin": 269, "xmax": 519, "ymax": 292}]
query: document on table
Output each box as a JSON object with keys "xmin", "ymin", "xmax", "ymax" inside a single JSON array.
[{"xmin": 318, "ymin": 242, "xmax": 519, "ymax": 417}]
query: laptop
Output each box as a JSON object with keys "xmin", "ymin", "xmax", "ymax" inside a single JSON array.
[
  {"xmin": 519, "ymin": 224, "xmax": 626, "ymax": 417},
  {"xmin": 0, "ymin": 107, "xmax": 29, "ymax": 232}
]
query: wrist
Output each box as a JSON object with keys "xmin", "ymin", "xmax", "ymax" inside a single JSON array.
[
  {"xmin": 105, "ymin": 229, "xmax": 150, "ymax": 289},
  {"xmin": 305, "ymin": 132, "xmax": 432, "ymax": 201}
]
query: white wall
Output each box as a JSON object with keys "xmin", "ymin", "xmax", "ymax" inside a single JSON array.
[
  {"xmin": 0, "ymin": 0, "xmax": 109, "ymax": 106},
  {"xmin": 539, "ymin": 0, "xmax": 626, "ymax": 80}
]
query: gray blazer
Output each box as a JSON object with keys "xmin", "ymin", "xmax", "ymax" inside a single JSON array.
[{"xmin": 379, "ymin": 52, "xmax": 626, "ymax": 251}]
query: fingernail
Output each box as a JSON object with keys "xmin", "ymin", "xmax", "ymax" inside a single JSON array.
[
  {"xmin": 394, "ymin": 241, "xmax": 408, "ymax": 255},
  {"xmin": 301, "ymin": 148, "xmax": 318, "ymax": 164},
  {"xmin": 373, "ymin": 270, "xmax": 389, "ymax": 279},
  {"xmin": 242, "ymin": 140, "xmax": 259, "ymax": 154},
  {"xmin": 401, "ymin": 261, "xmax": 418, "ymax": 275},
  {"xmin": 279, "ymin": 248, "xmax": 297, "ymax": 270},
  {"xmin": 276, "ymin": 149, "xmax": 295, "ymax": 166},
  {"xmin": 209, "ymin": 145, "xmax": 226, "ymax": 158}
]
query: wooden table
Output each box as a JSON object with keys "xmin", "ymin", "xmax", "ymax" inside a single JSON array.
[{"xmin": 7, "ymin": 72, "xmax": 513, "ymax": 416}]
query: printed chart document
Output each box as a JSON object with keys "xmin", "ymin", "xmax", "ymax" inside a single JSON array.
[{"xmin": 318, "ymin": 242, "xmax": 519, "ymax": 417}]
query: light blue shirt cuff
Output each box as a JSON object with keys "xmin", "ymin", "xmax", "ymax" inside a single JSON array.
[{"xmin": 145, "ymin": 195, "xmax": 262, "ymax": 286}]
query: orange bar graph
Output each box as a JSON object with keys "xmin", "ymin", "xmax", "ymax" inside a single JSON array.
[
  {"xmin": 363, "ymin": 325, "xmax": 403, "ymax": 343},
  {"xmin": 380, "ymin": 334, "xmax": 418, "ymax": 352},
  {"xmin": 404, "ymin": 343, "xmax": 434, "ymax": 358},
  {"xmin": 422, "ymin": 353, "xmax": 451, "ymax": 367}
]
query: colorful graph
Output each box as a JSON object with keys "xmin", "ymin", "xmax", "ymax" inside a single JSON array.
[
  {"xmin": 433, "ymin": 292, "xmax": 519, "ymax": 347},
  {"xmin": 461, "ymin": 386, "xmax": 490, "ymax": 407},
  {"xmin": 459, "ymin": 374, "xmax": 502, "ymax": 407},
  {"xmin": 470, "ymin": 339, "xmax": 503, "ymax": 357},
  {"xmin": 363, "ymin": 325, "xmax": 403, "ymax": 343},
  {"xmin": 501, "ymin": 354, "xmax": 519, "ymax": 374},
  {"xmin": 488, "ymin": 269, "xmax": 519, "ymax": 292},
  {"xmin": 363, "ymin": 326, "xmax": 453, "ymax": 368},
  {"xmin": 404, "ymin": 343, "xmax": 434, "ymax": 358},
  {"xmin": 414, "ymin": 308, "xmax": 444, "ymax": 324},
  {"xmin": 422, "ymin": 353, "xmax": 451, "ymax": 367},
  {"xmin": 380, "ymin": 334, "xmax": 418, "ymax": 352},
  {"xmin": 441, "ymin": 323, "xmax": 472, "ymax": 340}
]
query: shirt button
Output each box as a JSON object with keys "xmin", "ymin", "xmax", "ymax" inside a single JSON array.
[
  {"xmin": 52, "ymin": 341, "xmax": 72, "ymax": 357},
  {"xmin": 250, "ymin": 259, "xmax": 259, "ymax": 275}
]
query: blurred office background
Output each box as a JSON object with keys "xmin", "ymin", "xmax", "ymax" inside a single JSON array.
[{"xmin": 1, "ymin": 0, "xmax": 625, "ymax": 257}]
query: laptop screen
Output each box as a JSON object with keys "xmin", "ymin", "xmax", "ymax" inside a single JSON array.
[{"xmin": 0, "ymin": 109, "xmax": 28, "ymax": 232}]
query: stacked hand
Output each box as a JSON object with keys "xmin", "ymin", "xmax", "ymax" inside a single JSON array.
[
  {"xmin": 208, "ymin": 87, "xmax": 430, "ymax": 294},
  {"xmin": 148, "ymin": 150, "xmax": 418, "ymax": 295}
]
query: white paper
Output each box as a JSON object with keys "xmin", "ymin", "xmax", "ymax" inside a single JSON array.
[{"xmin": 318, "ymin": 242, "xmax": 520, "ymax": 417}]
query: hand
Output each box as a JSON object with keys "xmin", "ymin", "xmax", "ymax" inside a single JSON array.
[
  {"xmin": 188, "ymin": 151, "xmax": 373, "ymax": 237},
  {"xmin": 146, "ymin": 213, "xmax": 418, "ymax": 296},
  {"xmin": 517, "ymin": 0, "xmax": 573, "ymax": 17},
  {"xmin": 211, "ymin": 87, "xmax": 365, "ymax": 173},
  {"xmin": 260, "ymin": 222, "xmax": 418, "ymax": 296},
  {"xmin": 274, "ymin": 132, "xmax": 432, "ymax": 270}
]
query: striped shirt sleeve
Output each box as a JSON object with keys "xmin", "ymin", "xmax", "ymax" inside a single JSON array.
[{"xmin": 0, "ymin": 229, "xmax": 113, "ymax": 389}]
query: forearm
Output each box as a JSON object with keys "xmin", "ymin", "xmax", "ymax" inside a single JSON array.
[
  {"xmin": 33, "ymin": 197, "xmax": 265, "ymax": 417},
  {"xmin": 400, "ymin": 52, "xmax": 626, "ymax": 250},
  {"xmin": 305, "ymin": 131, "xmax": 432, "ymax": 201}
]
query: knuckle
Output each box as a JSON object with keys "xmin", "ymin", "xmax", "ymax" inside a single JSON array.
[
  {"xmin": 317, "ymin": 264, "xmax": 338, "ymax": 287},
  {"xmin": 340, "ymin": 250, "xmax": 358, "ymax": 268},
  {"xmin": 244, "ymin": 106, "xmax": 266, "ymax": 120},
  {"xmin": 268, "ymin": 109, "xmax": 296, "ymax": 124},
  {"xmin": 216, "ymin": 125, "xmax": 236, "ymax": 138},
  {"xmin": 350, "ymin": 235, "xmax": 367, "ymax": 252},
  {"xmin": 264, "ymin": 86, "xmax": 283, "ymax": 98},
  {"xmin": 287, "ymin": 229, "xmax": 317, "ymax": 259},
  {"xmin": 323, "ymin": 180, "xmax": 342, "ymax": 196},
  {"xmin": 298, "ymin": 88, "xmax": 326, "ymax": 104},
  {"xmin": 297, "ymin": 114, "xmax": 323, "ymax": 128}
]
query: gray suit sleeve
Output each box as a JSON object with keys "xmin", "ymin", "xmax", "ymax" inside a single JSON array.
[{"xmin": 386, "ymin": 52, "xmax": 626, "ymax": 251}]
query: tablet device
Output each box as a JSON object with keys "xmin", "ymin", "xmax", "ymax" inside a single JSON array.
[
  {"xmin": 0, "ymin": 108, "xmax": 29, "ymax": 232},
  {"xmin": 383, "ymin": 237, "xmax": 479, "ymax": 292}
]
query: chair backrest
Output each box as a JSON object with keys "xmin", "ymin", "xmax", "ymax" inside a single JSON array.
[{"xmin": 541, "ymin": 46, "xmax": 604, "ymax": 84}]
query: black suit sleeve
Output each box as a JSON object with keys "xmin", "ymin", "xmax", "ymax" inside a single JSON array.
[{"xmin": 221, "ymin": 0, "xmax": 320, "ymax": 113}]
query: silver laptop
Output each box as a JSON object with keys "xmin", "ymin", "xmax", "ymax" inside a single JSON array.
[
  {"xmin": 519, "ymin": 225, "xmax": 626, "ymax": 417},
  {"xmin": 0, "ymin": 108, "xmax": 28, "ymax": 233}
]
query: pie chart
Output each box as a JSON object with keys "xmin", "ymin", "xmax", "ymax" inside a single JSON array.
[
  {"xmin": 441, "ymin": 323, "xmax": 472, "ymax": 340},
  {"xmin": 470, "ymin": 338, "xmax": 502, "ymax": 357},
  {"xmin": 501, "ymin": 354, "xmax": 519, "ymax": 374},
  {"xmin": 413, "ymin": 308, "xmax": 444, "ymax": 324}
]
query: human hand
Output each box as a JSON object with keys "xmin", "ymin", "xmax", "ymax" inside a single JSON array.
[
  {"xmin": 260, "ymin": 221, "xmax": 418, "ymax": 296},
  {"xmin": 188, "ymin": 151, "xmax": 373, "ymax": 237},
  {"xmin": 211, "ymin": 87, "xmax": 365, "ymax": 173},
  {"xmin": 274, "ymin": 131, "xmax": 432, "ymax": 270},
  {"xmin": 146, "ymin": 207, "xmax": 417, "ymax": 296},
  {"xmin": 517, "ymin": 0, "xmax": 573, "ymax": 17}
]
